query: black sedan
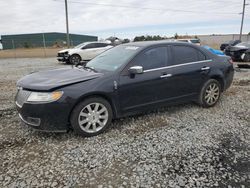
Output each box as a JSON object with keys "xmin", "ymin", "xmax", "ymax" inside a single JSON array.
[
  {"xmin": 16, "ymin": 41, "xmax": 234, "ymax": 137},
  {"xmin": 225, "ymin": 42, "xmax": 250, "ymax": 62}
]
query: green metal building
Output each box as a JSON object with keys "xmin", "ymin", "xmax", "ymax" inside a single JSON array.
[{"xmin": 1, "ymin": 32, "xmax": 98, "ymax": 50}]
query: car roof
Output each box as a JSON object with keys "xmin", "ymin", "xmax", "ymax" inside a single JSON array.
[
  {"xmin": 122, "ymin": 40, "xmax": 198, "ymax": 47},
  {"xmin": 121, "ymin": 40, "xmax": 216, "ymax": 58},
  {"xmin": 83, "ymin": 41, "xmax": 111, "ymax": 45}
]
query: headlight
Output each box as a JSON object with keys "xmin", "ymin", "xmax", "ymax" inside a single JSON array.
[{"xmin": 27, "ymin": 91, "xmax": 63, "ymax": 103}]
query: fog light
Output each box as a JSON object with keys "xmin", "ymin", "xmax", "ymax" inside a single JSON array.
[
  {"xmin": 19, "ymin": 114, "xmax": 41, "ymax": 127},
  {"xmin": 27, "ymin": 117, "xmax": 41, "ymax": 126}
]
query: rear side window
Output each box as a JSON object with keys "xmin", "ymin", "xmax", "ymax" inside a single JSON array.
[
  {"xmin": 132, "ymin": 47, "xmax": 168, "ymax": 70},
  {"xmin": 96, "ymin": 43, "xmax": 109, "ymax": 48},
  {"xmin": 172, "ymin": 45, "xmax": 205, "ymax": 65},
  {"xmin": 84, "ymin": 43, "xmax": 97, "ymax": 49}
]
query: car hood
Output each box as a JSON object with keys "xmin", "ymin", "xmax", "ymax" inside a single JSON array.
[
  {"xmin": 227, "ymin": 46, "xmax": 249, "ymax": 51},
  {"xmin": 17, "ymin": 67, "xmax": 103, "ymax": 91}
]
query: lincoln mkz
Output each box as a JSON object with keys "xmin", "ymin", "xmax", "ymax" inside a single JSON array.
[{"xmin": 16, "ymin": 41, "xmax": 234, "ymax": 136}]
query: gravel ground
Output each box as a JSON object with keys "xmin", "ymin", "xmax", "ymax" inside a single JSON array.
[{"xmin": 0, "ymin": 58, "xmax": 249, "ymax": 188}]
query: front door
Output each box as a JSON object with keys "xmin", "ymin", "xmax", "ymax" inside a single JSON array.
[{"xmin": 118, "ymin": 46, "xmax": 169, "ymax": 112}]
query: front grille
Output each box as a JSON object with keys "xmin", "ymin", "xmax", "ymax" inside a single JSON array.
[
  {"xmin": 58, "ymin": 53, "xmax": 64, "ymax": 57},
  {"xmin": 58, "ymin": 52, "xmax": 68, "ymax": 57},
  {"xmin": 16, "ymin": 89, "xmax": 31, "ymax": 107}
]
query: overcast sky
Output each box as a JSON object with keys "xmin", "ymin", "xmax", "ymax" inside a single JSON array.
[{"xmin": 0, "ymin": 0, "xmax": 249, "ymax": 39}]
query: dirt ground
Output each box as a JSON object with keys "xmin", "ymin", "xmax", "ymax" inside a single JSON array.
[
  {"xmin": 0, "ymin": 58, "xmax": 249, "ymax": 187},
  {"xmin": 0, "ymin": 48, "xmax": 64, "ymax": 58}
]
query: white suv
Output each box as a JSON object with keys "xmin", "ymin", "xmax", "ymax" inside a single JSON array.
[
  {"xmin": 57, "ymin": 41, "xmax": 113, "ymax": 64},
  {"xmin": 177, "ymin": 39, "xmax": 201, "ymax": 46}
]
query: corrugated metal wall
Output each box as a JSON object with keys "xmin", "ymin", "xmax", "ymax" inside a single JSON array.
[{"xmin": 1, "ymin": 32, "xmax": 98, "ymax": 49}]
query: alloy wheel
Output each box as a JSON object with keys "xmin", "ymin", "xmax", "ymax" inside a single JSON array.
[
  {"xmin": 204, "ymin": 83, "xmax": 220, "ymax": 105},
  {"xmin": 71, "ymin": 55, "xmax": 81, "ymax": 64},
  {"xmin": 78, "ymin": 103, "xmax": 109, "ymax": 133}
]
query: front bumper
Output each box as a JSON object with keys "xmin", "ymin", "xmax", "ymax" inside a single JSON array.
[
  {"xmin": 225, "ymin": 51, "xmax": 245, "ymax": 61},
  {"xmin": 16, "ymin": 101, "xmax": 71, "ymax": 132},
  {"xmin": 57, "ymin": 53, "xmax": 70, "ymax": 62}
]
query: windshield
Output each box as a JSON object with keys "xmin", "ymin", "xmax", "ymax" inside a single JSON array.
[
  {"xmin": 74, "ymin": 43, "xmax": 87, "ymax": 49},
  {"xmin": 236, "ymin": 42, "xmax": 250, "ymax": 48},
  {"xmin": 86, "ymin": 45, "xmax": 141, "ymax": 72}
]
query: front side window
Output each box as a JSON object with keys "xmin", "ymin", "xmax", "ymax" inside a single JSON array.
[
  {"xmin": 74, "ymin": 43, "xmax": 86, "ymax": 49},
  {"xmin": 131, "ymin": 47, "xmax": 168, "ymax": 70},
  {"xmin": 172, "ymin": 45, "xmax": 205, "ymax": 65}
]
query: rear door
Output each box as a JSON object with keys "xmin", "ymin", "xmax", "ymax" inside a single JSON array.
[{"xmin": 165, "ymin": 45, "xmax": 211, "ymax": 97}]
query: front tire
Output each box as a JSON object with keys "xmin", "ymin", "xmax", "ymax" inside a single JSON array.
[
  {"xmin": 198, "ymin": 79, "xmax": 221, "ymax": 108},
  {"xmin": 69, "ymin": 54, "xmax": 81, "ymax": 64},
  {"xmin": 70, "ymin": 97, "xmax": 113, "ymax": 137}
]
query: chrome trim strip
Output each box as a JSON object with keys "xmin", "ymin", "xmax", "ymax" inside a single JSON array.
[
  {"xmin": 143, "ymin": 60, "xmax": 212, "ymax": 73},
  {"xmin": 18, "ymin": 113, "xmax": 41, "ymax": 127},
  {"xmin": 15, "ymin": 101, "xmax": 22, "ymax": 108}
]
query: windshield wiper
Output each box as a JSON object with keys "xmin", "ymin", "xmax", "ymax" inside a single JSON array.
[{"xmin": 84, "ymin": 66, "xmax": 97, "ymax": 72}]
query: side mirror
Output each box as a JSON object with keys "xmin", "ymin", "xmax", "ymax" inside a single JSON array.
[{"xmin": 128, "ymin": 66, "xmax": 143, "ymax": 75}]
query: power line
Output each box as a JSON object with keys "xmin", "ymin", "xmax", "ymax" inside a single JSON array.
[{"xmin": 53, "ymin": 0, "xmax": 241, "ymax": 15}]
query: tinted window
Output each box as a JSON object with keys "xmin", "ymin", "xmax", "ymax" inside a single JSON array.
[
  {"xmin": 198, "ymin": 51, "xmax": 206, "ymax": 61},
  {"xmin": 84, "ymin": 43, "xmax": 98, "ymax": 49},
  {"xmin": 172, "ymin": 45, "xmax": 205, "ymax": 65},
  {"xmin": 132, "ymin": 47, "xmax": 167, "ymax": 70},
  {"xmin": 98, "ymin": 43, "xmax": 109, "ymax": 48},
  {"xmin": 190, "ymin": 39, "xmax": 200, "ymax": 44}
]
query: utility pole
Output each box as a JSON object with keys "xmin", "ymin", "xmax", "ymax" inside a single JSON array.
[
  {"xmin": 42, "ymin": 33, "xmax": 47, "ymax": 57},
  {"xmin": 239, "ymin": 0, "xmax": 246, "ymax": 41},
  {"xmin": 65, "ymin": 0, "xmax": 70, "ymax": 48}
]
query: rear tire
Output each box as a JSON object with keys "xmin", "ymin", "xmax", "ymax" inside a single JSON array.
[
  {"xmin": 70, "ymin": 97, "xmax": 113, "ymax": 137},
  {"xmin": 69, "ymin": 54, "xmax": 81, "ymax": 65},
  {"xmin": 198, "ymin": 79, "xmax": 221, "ymax": 108}
]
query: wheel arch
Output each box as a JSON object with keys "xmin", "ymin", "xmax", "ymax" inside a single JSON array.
[
  {"xmin": 210, "ymin": 75, "xmax": 225, "ymax": 92},
  {"xmin": 68, "ymin": 92, "xmax": 118, "ymax": 124},
  {"xmin": 70, "ymin": 53, "xmax": 82, "ymax": 58}
]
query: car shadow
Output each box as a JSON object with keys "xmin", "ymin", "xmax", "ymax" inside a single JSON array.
[{"xmin": 23, "ymin": 100, "xmax": 219, "ymax": 142}]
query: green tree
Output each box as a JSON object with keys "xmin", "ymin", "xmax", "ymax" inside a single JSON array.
[
  {"xmin": 134, "ymin": 36, "xmax": 146, "ymax": 42},
  {"xmin": 122, "ymin": 39, "xmax": 130, "ymax": 43},
  {"xmin": 174, "ymin": 33, "xmax": 179, "ymax": 39}
]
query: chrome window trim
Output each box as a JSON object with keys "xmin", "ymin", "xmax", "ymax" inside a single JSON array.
[{"xmin": 143, "ymin": 59, "xmax": 212, "ymax": 73}]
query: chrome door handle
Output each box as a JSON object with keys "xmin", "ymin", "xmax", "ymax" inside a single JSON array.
[
  {"xmin": 160, "ymin": 74, "xmax": 172, "ymax": 78},
  {"xmin": 201, "ymin": 67, "xmax": 210, "ymax": 71}
]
